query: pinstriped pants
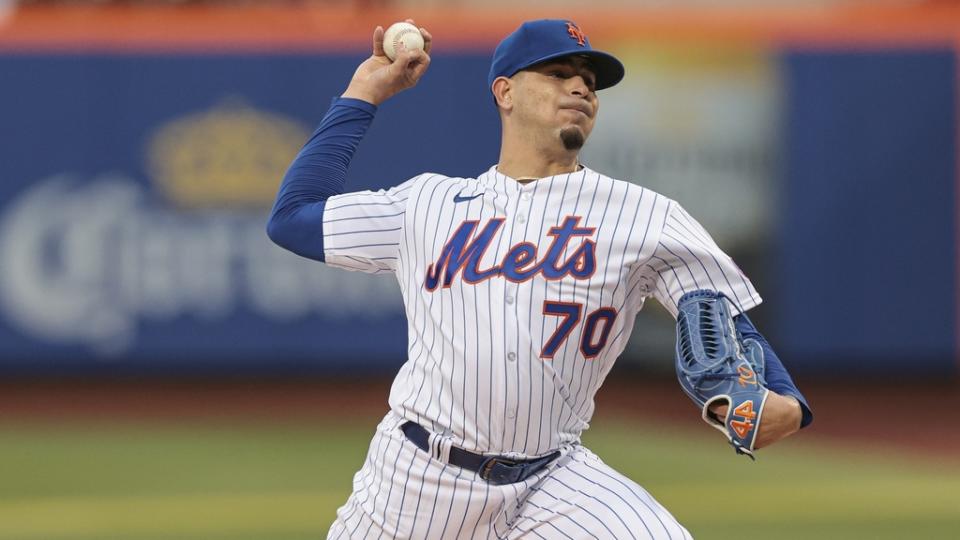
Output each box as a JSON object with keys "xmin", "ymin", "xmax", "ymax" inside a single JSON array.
[{"xmin": 327, "ymin": 412, "xmax": 693, "ymax": 540}]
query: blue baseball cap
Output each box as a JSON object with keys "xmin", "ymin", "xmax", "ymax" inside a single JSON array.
[{"xmin": 488, "ymin": 19, "xmax": 625, "ymax": 91}]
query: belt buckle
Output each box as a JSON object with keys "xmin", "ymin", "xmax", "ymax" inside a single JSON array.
[{"xmin": 479, "ymin": 457, "xmax": 522, "ymax": 485}]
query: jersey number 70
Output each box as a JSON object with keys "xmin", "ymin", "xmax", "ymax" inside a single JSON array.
[{"xmin": 541, "ymin": 301, "xmax": 618, "ymax": 359}]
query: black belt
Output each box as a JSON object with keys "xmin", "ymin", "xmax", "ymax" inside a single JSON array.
[{"xmin": 401, "ymin": 421, "xmax": 560, "ymax": 485}]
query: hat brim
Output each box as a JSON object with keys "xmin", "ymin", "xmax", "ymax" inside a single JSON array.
[{"xmin": 512, "ymin": 49, "xmax": 625, "ymax": 91}]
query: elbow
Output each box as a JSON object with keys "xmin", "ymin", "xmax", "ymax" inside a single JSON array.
[
  {"xmin": 266, "ymin": 211, "xmax": 299, "ymax": 254},
  {"xmin": 264, "ymin": 205, "xmax": 327, "ymax": 262},
  {"xmin": 265, "ymin": 212, "xmax": 284, "ymax": 247},
  {"xmin": 265, "ymin": 210, "xmax": 285, "ymax": 247}
]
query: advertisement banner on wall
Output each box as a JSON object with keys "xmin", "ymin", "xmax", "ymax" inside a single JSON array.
[
  {"xmin": 0, "ymin": 54, "xmax": 499, "ymax": 372},
  {"xmin": 0, "ymin": 42, "xmax": 786, "ymax": 374},
  {"xmin": 2, "ymin": 6, "xmax": 957, "ymax": 375}
]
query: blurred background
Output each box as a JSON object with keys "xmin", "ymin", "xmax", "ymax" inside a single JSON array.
[{"xmin": 0, "ymin": 0, "xmax": 958, "ymax": 538}]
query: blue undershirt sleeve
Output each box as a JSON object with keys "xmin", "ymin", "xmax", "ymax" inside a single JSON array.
[
  {"xmin": 734, "ymin": 313, "xmax": 814, "ymax": 428},
  {"xmin": 266, "ymin": 97, "xmax": 378, "ymax": 261}
]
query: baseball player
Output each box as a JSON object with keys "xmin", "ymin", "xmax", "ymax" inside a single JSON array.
[{"xmin": 268, "ymin": 19, "xmax": 812, "ymax": 539}]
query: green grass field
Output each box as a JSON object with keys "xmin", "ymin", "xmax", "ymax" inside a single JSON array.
[{"xmin": 1, "ymin": 416, "xmax": 957, "ymax": 539}]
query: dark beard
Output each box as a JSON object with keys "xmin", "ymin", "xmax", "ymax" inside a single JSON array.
[{"xmin": 560, "ymin": 127, "xmax": 585, "ymax": 150}]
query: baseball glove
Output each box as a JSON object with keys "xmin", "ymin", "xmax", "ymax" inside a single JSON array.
[{"xmin": 675, "ymin": 290, "xmax": 769, "ymax": 459}]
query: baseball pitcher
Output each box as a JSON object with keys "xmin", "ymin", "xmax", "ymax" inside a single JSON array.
[{"xmin": 268, "ymin": 18, "xmax": 813, "ymax": 539}]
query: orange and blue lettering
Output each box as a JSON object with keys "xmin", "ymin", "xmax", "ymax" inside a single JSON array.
[{"xmin": 424, "ymin": 216, "xmax": 597, "ymax": 290}]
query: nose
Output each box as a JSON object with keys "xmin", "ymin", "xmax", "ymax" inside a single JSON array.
[
  {"xmin": 567, "ymin": 76, "xmax": 592, "ymax": 98},
  {"xmin": 569, "ymin": 77, "xmax": 588, "ymax": 96}
]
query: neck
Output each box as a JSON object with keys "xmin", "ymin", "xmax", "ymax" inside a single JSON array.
[{"xmin": 496, "ymin": 129, "xmax": 581, "ymax": 182}]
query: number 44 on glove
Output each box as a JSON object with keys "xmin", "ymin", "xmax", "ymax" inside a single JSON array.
[{"xmin": 675, "ymin": 290, "xmax": 769, "ymax": 459}]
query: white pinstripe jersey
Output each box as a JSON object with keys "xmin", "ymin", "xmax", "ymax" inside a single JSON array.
[{"xmin": 322, "ymin": 165, "xmax": 761, "ymax": 458}]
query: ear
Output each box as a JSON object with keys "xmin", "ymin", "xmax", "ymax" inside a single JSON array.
[{"xmin": 491, "ymin": 76, "xmax": 513, "ymax": 111}]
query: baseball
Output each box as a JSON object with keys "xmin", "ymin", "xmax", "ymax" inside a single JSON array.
[{"xmin": 382, "ymin": 22, "xmax": 425, "ymax": 61}]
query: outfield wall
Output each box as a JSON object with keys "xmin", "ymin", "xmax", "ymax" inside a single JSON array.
[{"xmin": 0, "ymin": 5, "xmax": 956, "ymax": 375}]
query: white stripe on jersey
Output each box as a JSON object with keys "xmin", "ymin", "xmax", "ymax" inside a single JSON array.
[
  {"xmin": 644, "ymin": 202, "xmax": 761, "ymax": 317},
  {"xmin": 323, "ymin": 165, "xmax": 760, "ymax": 457},
  {"xmin": 322, "ymin": 179, "xmax": 419, "ymax": 273}
]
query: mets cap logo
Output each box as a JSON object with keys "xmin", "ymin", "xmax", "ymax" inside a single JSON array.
[{"xmin": 566, "ymin": 22, "xmax": 587, "ymax": 46}]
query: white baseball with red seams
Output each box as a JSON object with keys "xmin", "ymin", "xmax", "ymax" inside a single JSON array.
[{"xmin": 382, "ymin": 22, "xmax": 425, "ymax": 61}]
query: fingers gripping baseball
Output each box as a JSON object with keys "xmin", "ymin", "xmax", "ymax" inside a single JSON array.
[{"xmin": 342, "ymin": 20, "xmax": 432, "ymax": 106}]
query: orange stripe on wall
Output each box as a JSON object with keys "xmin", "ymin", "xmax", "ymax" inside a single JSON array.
[{"xmin": 1, "ymin": 5, "xmax": 960, "ymax": 53}]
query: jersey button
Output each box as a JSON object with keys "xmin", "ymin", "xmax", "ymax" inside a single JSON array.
[
  {"xmin": 521, "ymin": 193, "xmax": 531, "ymax": 201},
  {"xmin": 506, "ymin": 410, "xmax": 516, "ymax": 419},
  {"xmin": 507, "ymin": 352, "xmax": 516, "ymax": 362},
  {"xmin": 505, "ymin": 296, "xmax": 514, "ymax": 305},
  {"xmin": 517, "ymin": 214, "xmax": 526, "ymax": 223}
]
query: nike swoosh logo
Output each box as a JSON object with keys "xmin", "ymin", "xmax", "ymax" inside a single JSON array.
[{"xmin": 453, "ymin": 191, "xmax": 483, "ymax": 203}]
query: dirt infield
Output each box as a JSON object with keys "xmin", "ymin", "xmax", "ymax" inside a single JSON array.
[{"xmin": 1, "ymin": 375, "xmax": 957, "ymax": 458}]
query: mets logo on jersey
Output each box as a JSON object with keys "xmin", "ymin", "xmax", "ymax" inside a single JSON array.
[
  {"xmin": 566, "ymin": 22, "xmax": 587, "ymax": 46},
  {"xmin": 424, "ymin": 216, "xmax": 596, "ymax": 291}
]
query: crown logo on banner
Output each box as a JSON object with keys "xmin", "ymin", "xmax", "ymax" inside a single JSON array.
[{"xmin": 147, "ymin": 98, "xmax": 310, "ymax": 209}]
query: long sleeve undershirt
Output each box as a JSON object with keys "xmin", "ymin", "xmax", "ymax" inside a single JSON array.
[
  {"xmin": 266, "ymin": 97, "xmax": 378, "ymax": 261},
  {"xmin": 735, "ymin": 313, "xmax": 814, "ymax": 428}
]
